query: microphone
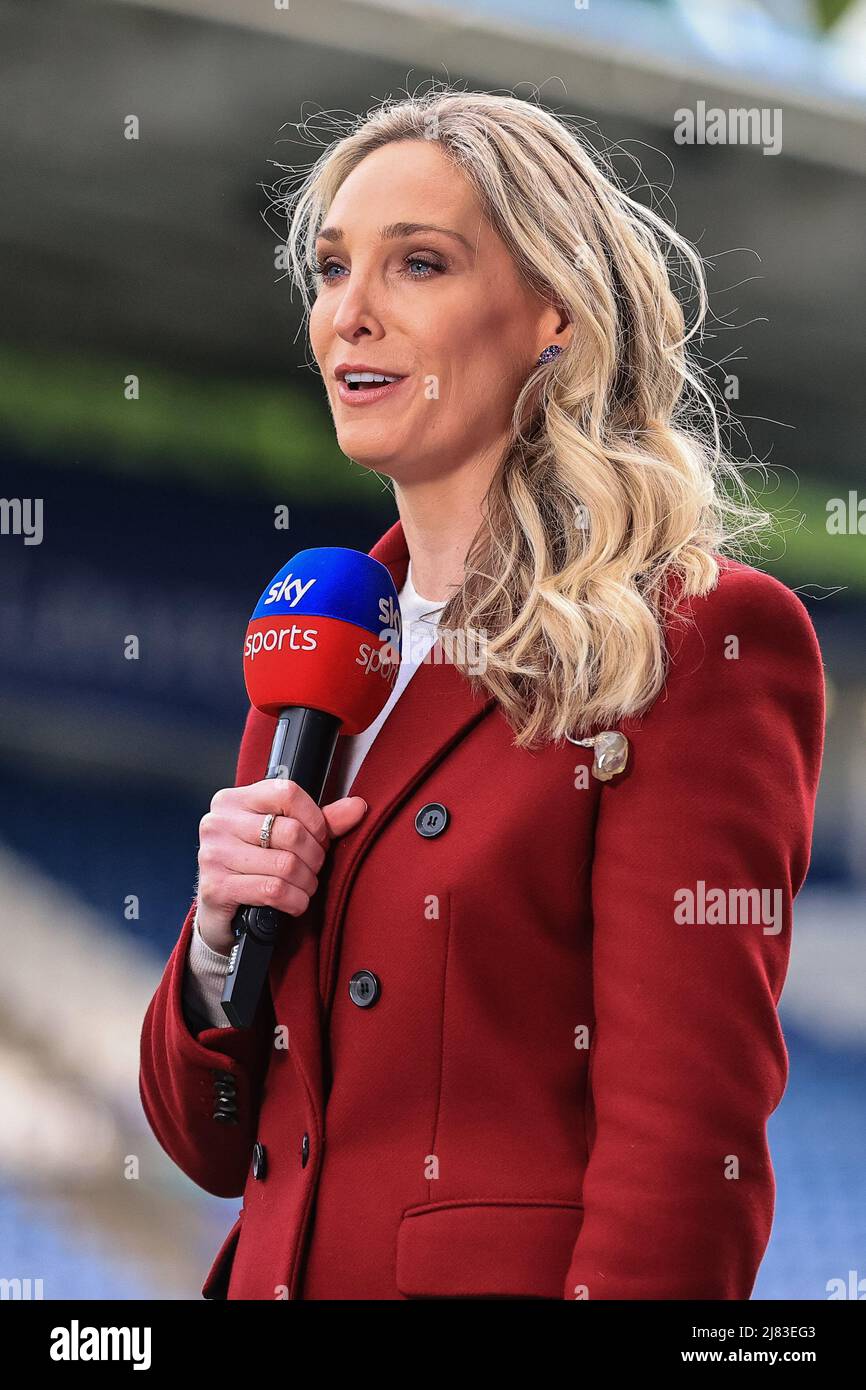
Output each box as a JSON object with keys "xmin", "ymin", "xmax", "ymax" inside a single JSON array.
[{"xmin": 220, "ymin": 547, "xmax": 402, "ymax": 1027}]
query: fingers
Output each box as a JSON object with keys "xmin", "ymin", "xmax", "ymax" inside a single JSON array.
[
  {"xmin": 208, "ymin": 838, "xmax": 320, "ymax": 898},
  {"xmin": 212, "ymin": 779, "xmax": 330, "ymax": 848},
  {"xmin": 196, "ymin": 780, "xmax": 362, "ymax": 944},
  {"xmin": 205, "ymin": 872, "xmax": 313, "ymax": 920},
  {"xmin": 321, "ymin": 796, "xmax": 369, "ymax": 838},
  {"xmin": 231, "ymin": 810, "xmax": 328, "ymax": 875}
]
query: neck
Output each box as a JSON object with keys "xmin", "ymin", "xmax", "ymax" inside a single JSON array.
[{"xmin": 394, "ymin": 438, "xmax": 502, "ymax": 603}]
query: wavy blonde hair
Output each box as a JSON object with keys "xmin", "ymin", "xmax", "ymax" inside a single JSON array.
[{"xmin": 272, "ymin": 86, "xmax": 769, "ymax": 748}]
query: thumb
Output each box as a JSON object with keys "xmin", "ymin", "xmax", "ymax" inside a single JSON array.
[{"xmin": 321, "ymin": 796, "xmax": 369, "ymax": 838}]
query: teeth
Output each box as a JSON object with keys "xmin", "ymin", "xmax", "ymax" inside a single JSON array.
[{"xmin": 345, "ymin": 372, "xmax": 400, "ymax": 384}]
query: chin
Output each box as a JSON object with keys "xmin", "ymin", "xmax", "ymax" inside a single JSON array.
[{"xmin": 335, "ymin": 430, "xmax": 404, "ymax": 472}]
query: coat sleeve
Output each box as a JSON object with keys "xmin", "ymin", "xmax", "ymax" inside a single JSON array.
[
  {"xmin": 139, "ymin": 704, "xmax": 278, "ymax": 1198},
  {"xmin": 563, "ymin": 563, "xmax": 825, "ymax": 1299}
]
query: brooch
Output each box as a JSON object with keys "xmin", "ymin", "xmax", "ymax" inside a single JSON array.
[{"xmin": 566, "ymin": 729, "xmax": 629, "ymax": 782}]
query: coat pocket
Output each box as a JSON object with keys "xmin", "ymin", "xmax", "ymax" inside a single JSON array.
[
  {"xmin": 202, "ymin": 1211, "xmax": 243, "ymax": 1300},
  {"xmin": 396, "ymin": 1197, "xmax": 584, "ymax": 1299}
]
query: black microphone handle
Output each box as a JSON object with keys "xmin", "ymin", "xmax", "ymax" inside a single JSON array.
[{"xmin": 220, "ymin": 706, "xmax": 342, "ymax": 1028}]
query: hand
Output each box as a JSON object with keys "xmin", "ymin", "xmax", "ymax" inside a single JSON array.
[{"xmin": 195, "ymin": 779, "xmax": 368, "ymax": 954}]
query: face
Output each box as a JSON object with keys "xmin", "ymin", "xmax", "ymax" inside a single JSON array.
[{"xmin": 309, "ymin": 139, "xmax": 570, "ymax": 483}]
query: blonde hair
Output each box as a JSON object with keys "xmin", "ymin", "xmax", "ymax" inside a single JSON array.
[{"xmin": 272, "ymin": 86, "xmax": 769, "ymax": 748}]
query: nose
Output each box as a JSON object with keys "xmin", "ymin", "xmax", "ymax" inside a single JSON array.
[{"xmin": 331, "ymin": 263, "xmax": 386, "ymax": 344}]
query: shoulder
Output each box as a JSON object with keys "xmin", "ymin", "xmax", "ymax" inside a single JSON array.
[
  {"xmin": 617, "ymin": 555, "xmax": 825, "ymax": 745},
  {"xmin": 663, "ymin": 555, "xmax": 822, "ymax": 674}
]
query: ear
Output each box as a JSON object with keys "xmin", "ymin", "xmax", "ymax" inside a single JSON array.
[{"xmin": 536, "ymin": 302, "xmax": 574, "ymax": 357}]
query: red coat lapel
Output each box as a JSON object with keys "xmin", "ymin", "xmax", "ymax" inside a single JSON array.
[
  {"xmin": 315, "ymin": 517, "xmax": 496, "ymax": 1013},
  {"xmin": 267, "ymin": 517, "xmax": 496, "ymax": 1140}
]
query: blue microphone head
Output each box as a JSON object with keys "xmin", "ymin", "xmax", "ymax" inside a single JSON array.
[
  {"xmin": 244, "ymin": 547, "xmax": 403, "ymax": 733},
  {"xmin": 251, "ymin": 546, "xmax": 402, "ymax": 642}
]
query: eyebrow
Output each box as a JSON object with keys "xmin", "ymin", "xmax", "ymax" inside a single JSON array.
[{"xmin": 316, "ymin": 221, "xmax": 475, "ymax": 254}]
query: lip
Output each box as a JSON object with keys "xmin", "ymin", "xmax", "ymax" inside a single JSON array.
[
  {"xmin": 334, "ymin": 363, "xmax": 409, "ymax": 407},
  {"xmin": 334, "ymin": 362, "xmax": 406, "ymax": 381}
]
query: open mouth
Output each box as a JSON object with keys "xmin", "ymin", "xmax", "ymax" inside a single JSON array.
[
  {"xmin": 345, "ymin": 373, "xmax": 401, "ymax": 390},
  {"xmin": 337, "ymin": 372, "xmax": 408, "ymax": 405}
]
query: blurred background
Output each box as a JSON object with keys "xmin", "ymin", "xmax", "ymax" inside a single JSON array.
[{"xmin": 0, "ymin": 0, "xmax": 864, "ymax": 1300}]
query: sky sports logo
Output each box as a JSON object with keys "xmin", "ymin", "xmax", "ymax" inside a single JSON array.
[
  {"xmin": 245, "ymin": 625, "xmax": 318, "ymax": 659},
  {"xmin": 264, "ymin": 573, "xmax": 317, "ymax": 606},
  {"xmin": 244, "ymin": 623, "xmax": 398, "ymax": 680},
  {"xmin": 261, "ymin": 576, "xmax": 401, "ymax": 645}
]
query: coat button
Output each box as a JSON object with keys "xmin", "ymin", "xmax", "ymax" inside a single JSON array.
[
  {"xmin": 212, "ymin": 1069, "xmax": 237, "ymax": 1123},
  {"xmin": 348, "ymin": 969, "xmax": 381, "ymax": 1008},
  {"xmin": 252, "ymin": 1141, "xmax": 267, "ymax": 1180},
  {"xmin": 415, "ymin": 802, "xmax": 449, "ymax": 838},
  {"xmin": 301, "ymin": 1133, "xmax": 310, "ymax": 1168}
]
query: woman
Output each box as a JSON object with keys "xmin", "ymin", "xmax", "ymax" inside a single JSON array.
[{"xmin": 139, "ymin": 89, "xmax": 825, "ymax": 1300}]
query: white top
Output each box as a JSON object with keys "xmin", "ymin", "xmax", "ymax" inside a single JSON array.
[
  {"xmin": 327, "ymin": 558, "xmax": 447, "ymax": 800},
  {"xmin": 183, "ymin": 560, "xmax": 447, "ymax": 1030}
]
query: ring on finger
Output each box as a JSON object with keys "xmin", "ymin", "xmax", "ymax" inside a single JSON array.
[{"xmin": 260, "ymin": 812, "xmax": 280, "ymax": 849}]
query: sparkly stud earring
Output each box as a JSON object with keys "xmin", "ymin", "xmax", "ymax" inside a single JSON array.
[{"xmin": 537, "ymin": 344, "xmax": 563, "ymax": 365}]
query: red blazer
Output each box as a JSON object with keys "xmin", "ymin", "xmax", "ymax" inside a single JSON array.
[{"xmin": 139, "ymin": 519, "xmax": 825, "ymax": 1300}]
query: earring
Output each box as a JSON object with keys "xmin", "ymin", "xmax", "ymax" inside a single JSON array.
[{"xmin": 537, "ymin": 344, "xmax": 563, "ymax": 364}]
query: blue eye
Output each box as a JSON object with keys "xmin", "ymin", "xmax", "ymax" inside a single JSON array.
[
  {"xmin": 313, "ymin": 259, "xmax": 346, "ymax": 281},
  {"xmin": 313, "ymin": 253, "xmax": 446, "ymax": 283},
  {"xmin": 404, "ymin": 256, "xmax": 444, "ymax": 278}
]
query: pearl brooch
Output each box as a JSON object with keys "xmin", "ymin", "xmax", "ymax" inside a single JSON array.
[{"xmin": 566, "ymin": 729, "xmax": 629, "ymax": 782}]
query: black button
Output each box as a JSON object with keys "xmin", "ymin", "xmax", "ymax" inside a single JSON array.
[
  {"xmin": 301, "ymin": 1133, "xmax": 310, "ymax": 1168},
  {"xmin": 348, "ymin": 969, "xmax": 381, "ymax": 1008},
  {"xmin": 252, "ymin": 1141, "xmax": 267, "ymax": 1180},
  {"xmin": 415, "ymin": 802, "xmax": 449, "ymax": 838},
  {"xmin": 212, "ymin": 1069, "xmax": 237, "ymax": 1121}
]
